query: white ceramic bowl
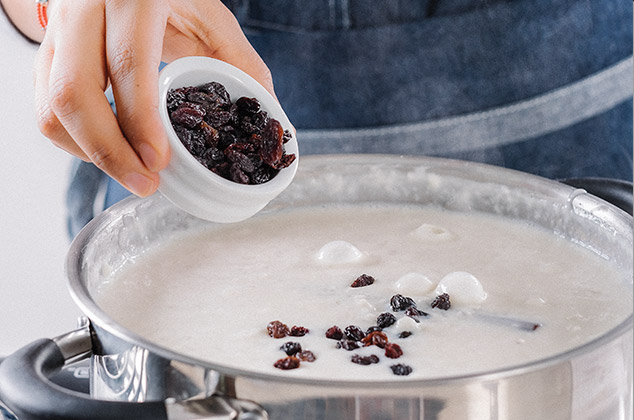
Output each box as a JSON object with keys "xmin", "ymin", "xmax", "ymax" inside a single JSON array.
[{"xmin": 157, "ymin": 56, "xmax": 299, "ymax": 222}]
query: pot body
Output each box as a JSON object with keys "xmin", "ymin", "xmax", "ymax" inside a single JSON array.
[{"xmin": 67, "ymin": 155, "xmax": 633, "ymax": 420}]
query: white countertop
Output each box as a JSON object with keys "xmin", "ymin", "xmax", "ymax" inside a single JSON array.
[{"xmin": 0, "ymin": 15, "xmax": 80, "ymax": 356}]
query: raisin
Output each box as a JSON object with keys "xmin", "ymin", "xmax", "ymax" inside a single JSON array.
[
  {"xmin": 199, "ymin": 122, "xmax": 219, "ymax": 147},
  {"xmin": 205, "ymin": 109, "xmax": 232, "ymax": 128},
  {"xmin": 376, "ymin": 312, "xmax": 397, "ymax": 328},
  {"xmin": 351, "ymin": 274, "xmax": 375, "ymax": 288},
  {"xmin": 398, "ymin": 331, "xmax": 413, "ymax": 339},
  {"xmin": 236, "ymin": 97, "xmax": 261, "ymax": 114},
  {"xmin": 404, "ymin": 306, "xmax": 428, "ymax": 322},
  {"xmin": 351, "ymin": 354, "xmax": 380, "ymax": 365},
  {"xmin": 407, "ymin": 306, "xmax": 428, "ymax": 317},
  {"xmin": 226, "ymin": 141, "xmax": 256, "ymax": 154},
  {"xmin": 325, "ymin": 326, "xmax": 343, "ymax": 340},
  {"xmin": 384, "ymin": 343, "xmax": 403, "ymax": 359},
  {"xmin": 186, "ymin": 91, "xmax": 222, "ymax": 114},
  {"xmin": 199, "ymin": 81, "xmax": 231, "ymax": 107},
  {"xmin": 282, "ymin": 129, "xmax": 293, "ymax": 144},
  {"xmin": 289, "ymin": 326, "xmax": 309, "ymax": 337},
  {"xmin": 361, "ymin": 331, "xmax": 388, "ymax": 349},
  {"xmin": 297, "ymin": 350, "xmax": 316, "ymax": 362},
  {"xmin": 251, "ymin": 111, "xmax": 268, "ymax": 130},
  {"xmin": 274, "ymin": 356, "xmax": 300, "ymax": 370},
  {"xmin": 171, "ymin": 103, "xmax": 205, "ymax": 129},
  {"xmin": 336, "ymin": 340, "xmax": 360, "ymax": 351},
  {"xmin": 390, "ymin": 364, "xmax": 413, "ymax": 376},
  {"xmin": 251, "ymin": 166, "xmax": 274, "ymax": 184},
  {"xmin": 173, "ymin": 125, "xmax": 193, "ymax": 145},
  {"xmin": 167, "ymin": 88, "xmax": 186, "ymax": 111},
  {"xmin": 238, "ymin": 116, "xmax": 260, "ymax": 135},
  {"xmin": 344, "ymin": 325, "xmax": 366, "ymax": 341},
  {"xmin": 181, "ymin": 134, "xmax": 205, "ymax": 156},
  {"xmin": 201, "ymin": 147, "xmax": 224, "ymax": 165},
  {"xmin": 210, "ymin": 162, "xmax": 231, "ymax": 178},
  {"xmin": 228, "ymin": 103, "xmax": 241, "ymax": 126},
  {"xmin": 280, "ymin": 341, "xmax": 302, "ymax": 356},
  {"xmin": 259, "ymin": 118, "xmax": 284, "ymax": 166},
  {"xmin": 390, "ymin": 294, "xmax": 417, "ymax": 312},
  {"xmin": 272, "ymin": 153, "xmax": 296, "ymax": 170},
  {"xmin": 247, "ymin": 151, "xmax": 263, "ymax": 168},
  {"xmin": 431, "ymin": 293, "xmax": 451, "ymax": 310},
  {"xmin": 225, "ymin": 149, "xmax": 255, "ymax": 173},
  {"xmin": 229, "ymin": 163, "xmax": 249, "ymax": 184},
  {"xmin": 267, "ymin": 320, "xmax": 289, "ymax": 338},
  {"xmin": 365, "ymin": 326, "xmax": 383, "ymax": 334},
  {"xmin": 217, "ymin": 130, "xmax": 237, "ymax": 150}
]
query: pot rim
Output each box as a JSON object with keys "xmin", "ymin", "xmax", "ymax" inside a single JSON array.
[{"xmin": 66, "ymin": 154, "xmax": 634, "ymax": 388}]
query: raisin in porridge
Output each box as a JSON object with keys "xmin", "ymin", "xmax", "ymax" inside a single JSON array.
[{"xmin": 94, "ymin": 205, "xmax": 632, "ymax": 381}]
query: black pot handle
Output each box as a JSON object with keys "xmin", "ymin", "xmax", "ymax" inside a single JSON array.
[
  {"xmin": 0, "ymin": 338, "xmax": 168, "ymax": 420},
  {"xmin": 0, "ymin": 325, "xmax": 268, "ymax": 420}
]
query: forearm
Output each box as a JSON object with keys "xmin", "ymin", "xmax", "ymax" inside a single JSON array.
[{"xmin": 0, "ymin": 0, "xmax": 49, "ymax": 43}]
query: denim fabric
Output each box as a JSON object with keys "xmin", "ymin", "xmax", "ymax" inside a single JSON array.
[
  {"xmin": 66, "ymin": 158, "xmax": 105, "ymax": 238},
  {"xmin": 295, "ymin": 58, "xmax": 632, "ymax": 159},
  {"xmin": 232, "ymin": 0, "xmax": 633, "ymax": 180},
  {"xmin": 234, "ymin": 0, "xmax": 632, "ymax": 129},
  {"xmin": 67, "ymin": 0, "xmax": 633, "ymax": 238},
  {"xmin": 448, "ymin": 100, "xmax": 633, "ymax": 179}
]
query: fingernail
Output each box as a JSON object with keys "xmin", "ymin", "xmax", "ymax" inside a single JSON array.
[
  {"xmin": 124, "ymin": 173, "xmax": 156, "ymax": 197},
  {"xmin": 138, "ymin": 143, "xmax": 163, "ymax": 172}
]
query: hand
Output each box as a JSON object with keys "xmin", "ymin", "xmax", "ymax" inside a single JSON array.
[{"xmin": 34, "ymin": 0, "xmax": 274, "ymax": 197}]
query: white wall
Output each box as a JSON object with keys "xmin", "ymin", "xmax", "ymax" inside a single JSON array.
[{"xmin": 0, "ymin": 16, "xmax": 80, "ymax": 355}]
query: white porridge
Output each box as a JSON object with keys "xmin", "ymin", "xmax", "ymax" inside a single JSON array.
[{"xmin": 95, "ymin": 204, "xmax": 633, "ymax": 381}]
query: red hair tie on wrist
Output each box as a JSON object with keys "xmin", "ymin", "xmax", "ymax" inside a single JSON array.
[{"xmin": 36, "ymin": 0, "xmax": 48, "ymax": 30}]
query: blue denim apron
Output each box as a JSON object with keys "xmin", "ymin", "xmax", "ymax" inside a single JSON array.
[{"xmin": 67, "ymin": 0, "xmax": 633, "ymax": 237}]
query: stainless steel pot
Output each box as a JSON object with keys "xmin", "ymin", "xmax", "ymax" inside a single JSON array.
[{"xmin": 0, "ymin": 155, "xmax": 632, "ymax": 420}]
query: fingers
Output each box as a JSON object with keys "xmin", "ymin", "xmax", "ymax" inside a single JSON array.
[
  {"xmin": 105, "ymin": 0, "xmax": 171, "ymax": 173},
  {"xmin": 44, "ymin": 0, "xmax": 159, "ymax": 196},
  {"xmin": 166, "ymin": 0, "xmax": 276, "ymax": 97},
  {"xmin": 33, "ymin": 0, "xmax": 276, "ymax": 200},
  {"xmin": 34, "ymin": 41, "xmax": 90, "ymax": 161}
]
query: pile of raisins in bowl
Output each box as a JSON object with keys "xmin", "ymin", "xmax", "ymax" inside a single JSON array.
[{"xmin": 167, "ymin": 81, "xmax": 295, "ymax": 185}]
